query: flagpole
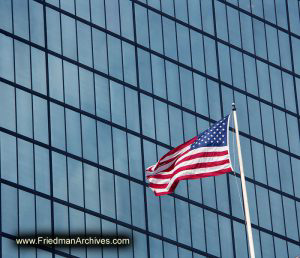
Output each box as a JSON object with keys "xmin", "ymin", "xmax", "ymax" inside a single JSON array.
[{"xmin": 232, "ymin": 103, "xmax": 255, "ymax": 258}]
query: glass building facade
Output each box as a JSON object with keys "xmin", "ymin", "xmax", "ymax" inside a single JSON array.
[{"xmin": 0, "ymin": 0, "xmax": 300, "ymax": 257}]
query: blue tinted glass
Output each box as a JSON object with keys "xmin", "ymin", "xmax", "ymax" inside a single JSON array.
[
  {"xmin": 166, "ymin": 61, "xmax": 181, "ymax": 105},
  {"xmin": 76, "ymin": 0, "xmax": 91, "ymax": 21},
  {"xmin": 149, "ymin": 237, "xmax": 163, "ymax": 258},
  {"xmin": 97, "ymin": 122, "xmax": 113, "ymax": 168},
  {"xmin": 77, "ymin": 22, "xmax": 93, "ymax": 67},
  {"xmin": 33, "ymin": 96, "xmax": 48, "ymax": 144},
  {"xmin": 31, "ymin": 48, "xmax": 47, "ymax": 94},
  {"xmin": 287, "ymin": 0, "xmax": 300, "ymax": 35},
  {"xmin": 0, "ymin": 34, "xmax": 14, "ymax": 81},
  {"xmin": 106, "ymin": 0, "xmax": 120, "ymax": 34},
  {"xmin": 151, "ymin": 55, "xmax": 166, "ymax": 98},
  {"xmin": 180, "ymin": 68, "xmax": 194, "ymax": 110},
  {"xmin": 100, "ymin": 169, "xmax": 116, "ymax": 218},
  {"xmin": 91, "ymin": 0, "xmax": 105, "ymax": 27},
  {"xmin": 215, "ymin": 2, "xmax": 228, "ymax": 41},
  {"xmin": 174, "ymin": 0, "xmax": 188, "ymax": 22},
  {"xmin": 188, "ymin": 0, "xmax": 202, "ymax": 29},
  {"xmin": 248, "ymin": 98, "xmax": 262, "ymax": 139},
  {"xmin": 275, "ymin": 2, "xmax": 286, "ymax": 28},
  {"xmin": 35, "ymin": 146, "xmax": 50, "ymax": 195},
  {"xmin": 0, "ymin": 1, "xmax": 12, "ymax": 32},
  {"xmin": 219, "ymin": 216, "xmax": 234, "ymax": 257},
  {"xmin": 29, "ymin": 1, "xmax": 44, "ymax": 46},
  {"xmin": 269, "ymin": 191, "xmax": 285, "ymax": 235},
  {"xmin": 252, "ymin": 0, "xmax": 264, "ymax": 17},
  {"xmin": 253, "ymin": 19, "xmax": 267, "ymax": 59},
  {"xmin": 46, "ymin": 8, "xmax": 61, "ymax": 54},
  {"xmin": 112, "ymin": 128, "xmax": 128, "ymax": 174},
  {"xmin": 16, "ymin": 90, "xmax": 32, "ymax": 138},
  {"xmin": 204, "ymin": 37, "xmax": 218, "ymax": 78},
  {"xmin": 227, "ymin": 7, "xmax": 241, "ymax": 47},
  {"xmin": 120, "ymin": 0, "xmax": 134, "ymax": 40},
  {"xmin": 190, "ymin": 31, "xmax": 205, "ymax": 72},
  {"xmin": 61, "ymin": 15, "xmax": 77, "ymax": 60},
  {"xmin": 115, "ymin": 177, "xmax": 131, "ymax": 223},
  {"xmin": 240, "ymin": 13, "xmax": 254, "ymax": 53},
  {"xmin": 218, "ymin": 43, "xmax": 232, "ymax": 84},
  {"xmin": 266, "ymin": 25, "xmax": 280, "ymax": 65},
  {"xmin": 84, "ymin": 164, "xmax": 100, "ymax": 212},
  {"xmin": 182, "ymin": 112, "xmax": 196, "ymax": 140},
  {"xmin": 233, "ymin": 222, "xmax": 248, "ymax": 258},
  {"xmin": 256, "ymin": 60, "xmax": 271, "ymax": 101},
  {"xmin": 205, "ymin": 210, "xmax": 220, "ymax": 256},
  {"xmin": 207, "ymin": 80, "xmax": 221, "ymax": 120},
  {"xmin": 154, "ymin": 100, "xmax": 170, "ymax": 145},
  {"xmin": 125, "ymin": 88, "xmax": 140, "ymax": 132},
  {"xmin": 244, "ymin": 55, "xmax": 258, "ymax": 95},
  {"xmin": 260, "ymin": 232, "xmax": 275, "ymax": 258},
  {"xmin": 252, "ymin": 141, "xmax": 267, "ymax": 184},
  {"xmin": 274, "ymin": 237, "xmax": 288, "ymax": 258},
  {"xmin": 92, "ymin": 28, "xmax": 108, "ymax": 74},
  {"xmin": 127, "ymin": 134, "xmax": 142, "ymax": 180},
  {"xmin": 52, "ymin": 152, "xmax": 68, "ymax": 200},
  {"xmin": 287, "ymin": 115, "xmax": 300, "ymax": 155},
  {"xmin": 135, "ymin": 4, "xmax": 149, "ymax": 47},
  {"xmin": 175, "ymin": 199, "xmax": 191, "ymax": 245},
  {"xmin": 110, "ymin": 81, "xmax": 125, "ymax": 126},
  {"xmin": 49, "ymin": 55, "xmax": 64, "ymax": 101},
  {"xmin": 122, "ymin": 42, "xmax": 137, "ymax": 86},
  {"xmin": 194, "ymin": 74, "xmax": 208, "ymax": 116},
  {"xmin": 130, "ymin": 182, "xmax": 145, "ymax": 228},
  {"xmin": 13, "ymin": 0, "xmax": 29, "ymax": 39},
  {"xmin": 138, "ymin": 49, "xmax": 152, "ymax": 92},
  {"xmin": 141, "ymin": 94, "xmax": 155, "ymax": 139},
  {"xmin": 149, "ymin": 11, "xmax": 163, "ymax": 53},
  {"xmin": 68, "ymin": 158, "xmax": 84, "ymax": 207},
  {"xmin": 169, "ymin": 106, "xmax": 184, "ymax": 146},
  {"xmin": 201, "ymin": 0, "xmax": 214, "ymax": 35},
  {"xmin": 1, "ymin": 184, "xmax": 18, "ymax": 234},
  {"xmin": 36, "ymin": 196, "xmax": 51, "ymax": 233},
  {"xmin": 274, "ymin": 109, "xmax": 289, "ymax": 150},
  {"xmin": 283, "ymin": 197, "xmax": 299, "ymax": 241},
  {"xmin": 177, "ymin": 24, "xmax": 191, "ymax": 66},
  {"xmin": 19, "ymin": 190, "xmax": 35, "ymax": 235},
  {"xmin": 163, "ymin": 18, "xmax": 178, "ymax": 60},
  {"xmin": 15, "ymin": 41, "xmax": 31, "ymax": 88},
  {"xmin": 265, "ymin": 147, "xmax": 280, "ymax": 189},
  {"xmin": 18, "ymin": 139, "xmax": 34, "ymax": 189},
  {"xmin": 95, "ymin": 75, "xmax": 110, "ymax": 120},
  {"xmin": 107, "ymin": 36, "xmax": 123, "ymax": 80},
  {"xmin": 146, "ymin": 188, "xmax": 162, "ymax": 235},
  {"xmin": 82, "ymin": 115, "xmax": 97, "ymax": 162},
  {"xmin": 79, "ymin": 68, "xmax": 95, "ymax": 114},
  {"xmin": 278, "ymin": 153, "xmax": 294, "ymax": 195},
  {"xmin": 50, "ymin": 103, "xmax": 65, "ymax": 150},
  {"xmin": 161, "ymin": 196, "xmax": 177, "ymax": 240}
]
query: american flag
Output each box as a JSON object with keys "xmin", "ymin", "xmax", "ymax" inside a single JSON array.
[{"xmin": 146, "ymin": 115, "xmax": 233, "ymax": 196}]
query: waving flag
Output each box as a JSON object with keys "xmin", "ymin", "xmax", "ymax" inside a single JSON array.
[{"xmin": 146, "ymin": 115, "xmax": 232, "ymax": 196}]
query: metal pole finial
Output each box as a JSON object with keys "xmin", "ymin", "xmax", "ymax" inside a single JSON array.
[{"xmin": 232, "ymin": 103, "xmax": 236, "ymax": 111}]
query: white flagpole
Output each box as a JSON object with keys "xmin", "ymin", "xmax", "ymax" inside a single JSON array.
[{"xmin": 232, "ymin": 103, "xmax": 255, "ymax": 258}]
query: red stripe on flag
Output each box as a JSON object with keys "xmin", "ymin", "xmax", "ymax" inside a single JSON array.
[
  {"xmin": 152, "ymin": 168, "xmax": 232, "ymax": 196},
  {"xmin": 148, "ymin": 158, "xmax": 230, "ymax": 181}
]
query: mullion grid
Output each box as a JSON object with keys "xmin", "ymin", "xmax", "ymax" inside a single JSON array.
[
  {"xmin": 1, "ymin": 73, "xmax": 300, "ymax": 211},
  {"xmin": 0, "ymin": 30, "xmax": 298, "ymax": 162},
  {"xmin": 1, "ymin": 7, "xmax": 299, "ymax": 122},
  {"xmin": 2, "ymin": 0, "xmax": 300, "ymax": 258},
  {"xmin": 26, "ymin": 0, "xmax": 300, "ymax": 121},
  {"xmin": 1, "ymin": 113, "xmax": 300, "ymax": 249}
]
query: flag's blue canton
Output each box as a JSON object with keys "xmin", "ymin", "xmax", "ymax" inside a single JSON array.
[{"xmin": 190, "ymin": 116, "xmax": 229, "ymax": 150}]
